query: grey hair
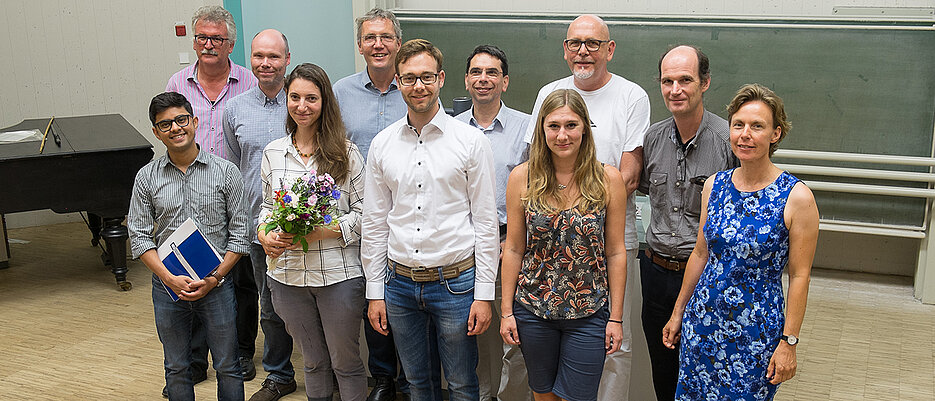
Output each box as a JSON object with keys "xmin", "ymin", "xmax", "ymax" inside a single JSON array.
[
  {"xmin": 192, "ymin": 5, "xmax": 237, "ymax": 44},
  {"xmin": 354, "ymin": 8, "xmax": 401, "ymax": 42}
]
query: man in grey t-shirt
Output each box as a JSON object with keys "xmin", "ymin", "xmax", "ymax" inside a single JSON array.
[{"xmin": 638, "ymin": 45, "xmax": 738, "ymax": 400}]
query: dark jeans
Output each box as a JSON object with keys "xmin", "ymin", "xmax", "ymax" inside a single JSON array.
[
  {"xmin": 249, "ymin": 244, "xmax": 296, "ymax": 383},
  {"xmin": 152, "ymin": 275, "xmax": 243, "ymax": 401},
  {"xmin": 639, "ymin": 251, "xmax": 684, "ymax": 401},
  {"xmin": 231, "ymin": 256, "xmax": 259, "ymax": 358}
]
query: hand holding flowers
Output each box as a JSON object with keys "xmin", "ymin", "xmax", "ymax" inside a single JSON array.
[{"xmin": 260, "ymin": 170, "xmax": 341, "ymax": 253}]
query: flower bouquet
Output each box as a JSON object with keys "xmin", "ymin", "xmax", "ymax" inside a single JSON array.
[{"xmin": 261, "ymin": 170, "xmax": 341, "ymax": 253}]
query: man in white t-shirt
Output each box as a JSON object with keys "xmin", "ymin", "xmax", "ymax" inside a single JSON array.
[{"xmin": 522, "ymin": 14, "xmax": 650, "ymax": 401}]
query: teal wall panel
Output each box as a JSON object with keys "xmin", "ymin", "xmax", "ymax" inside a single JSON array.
[{"xmin": 234, "ymin": 0, "xmax": 356, "ymax": 84}]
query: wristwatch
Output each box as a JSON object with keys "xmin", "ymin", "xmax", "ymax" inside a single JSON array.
[
  {"xmin": 210, "ymin": 270, "xmax": 226, "ymax": 286},
  {"xmin": 780, "ymin": 334, "xmax": 799, "ymax": 346}
]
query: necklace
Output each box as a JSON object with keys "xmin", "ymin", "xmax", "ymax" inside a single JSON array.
[
  {"xmin": 557, "ymin": 183, "xmax": 567, "ymax": 190},
  {"xmin": 291, "ymin": 134, "xmax": 314, "ymax": 158}
]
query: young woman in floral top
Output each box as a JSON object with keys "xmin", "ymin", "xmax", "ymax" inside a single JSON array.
[{"xmin": 499, "ymin": 89, "xmax": 628, "ymax": 401}]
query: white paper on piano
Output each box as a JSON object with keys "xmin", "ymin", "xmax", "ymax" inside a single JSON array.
[
  {"xmin": 156, "ymin": 217, "xmax": 224, "ymax": 301},
  {"xmin": 0, "ymin": 129, "xmax": 43, "ymax": 143}
]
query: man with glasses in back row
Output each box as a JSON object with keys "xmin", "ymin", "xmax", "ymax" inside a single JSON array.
[
  {"xmin": 521, "ymin": 14, "xmax": 650, "ymax": 401},
  {"xmin": 164, "ymin": 5, "xmax": 258, "ymax": 398}
]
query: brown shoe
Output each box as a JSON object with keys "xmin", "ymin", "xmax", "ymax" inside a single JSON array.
[{"xmin": 248, "ymin": 378, "xmax": 297, "ymax": 401}]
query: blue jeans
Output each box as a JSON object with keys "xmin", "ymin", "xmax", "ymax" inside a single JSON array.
[
  {"xmin": 385, "ymin": 264, "xmax": 479, "ymax": 401},
  {"xmin": 249, "ymin": 243, "xmax": 296, "ymax": 383},
  {"xmin": 152, "ymin": 275, "xmax": 244, "ymax": 401}
]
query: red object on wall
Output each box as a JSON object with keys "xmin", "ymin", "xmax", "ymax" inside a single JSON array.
[{"xmin": 175, "ymin": 25, "xmax": 186, "ymax": 37}]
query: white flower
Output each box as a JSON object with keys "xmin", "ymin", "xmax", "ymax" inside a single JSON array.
[{"xmin": 286, "ymin": 214, "xmax": 296, "ymax": 221}]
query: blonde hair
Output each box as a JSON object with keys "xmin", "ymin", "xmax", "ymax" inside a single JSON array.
[
  {"xmin": 727, "ymin": 83, "xmax": 789, "ymax": 156},
  {"xmin": 524, "ymin": 89, "xmax": 606, "ymax": 214}
]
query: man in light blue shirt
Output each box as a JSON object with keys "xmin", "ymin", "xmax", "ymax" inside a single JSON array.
[
  {"xmin": 223, "ymin": 29, "xmax": 298, "ymax": 401},
  {"xmin": 453, "ymin": 44, "xmax": 529, "ymax": 401}
]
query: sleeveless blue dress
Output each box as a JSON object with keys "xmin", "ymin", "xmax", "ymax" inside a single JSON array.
[{"xmin": 676, "ymin": 169, "xmax": 800, "ymax": 401}]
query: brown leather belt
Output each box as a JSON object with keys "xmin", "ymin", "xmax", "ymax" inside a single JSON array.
[
  {"xmin": 388, "ymin": 255, "xmax": 475, "ymax": 282},
  {"xmin": 645, "ymin": 249, "xmax": 688, "ymax": 272}
]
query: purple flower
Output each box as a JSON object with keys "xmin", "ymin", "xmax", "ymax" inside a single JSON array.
[
  {"xmin": 332, "ymin": 190, "xmax": 341, "ymax": 200},
  {"xmin": 323, "ymin": 215, "xmax": 332, "ymax": 224},
  {"xmin": 300, "ymin": 213, "xmax": 311, "ymax": 220},
  {"xmin": 282, "ymin": 194, "xmax": 292, "ymax": 203}
]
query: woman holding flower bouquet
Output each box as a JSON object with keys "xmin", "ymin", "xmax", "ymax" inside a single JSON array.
[{"xmin": 258, "ymin": 63, "xmax": 367, "ymax": 401}]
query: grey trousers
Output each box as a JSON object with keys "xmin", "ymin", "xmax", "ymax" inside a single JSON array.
[{"xmin": 269, "ymin": 276, "xmax": 367, "ymax": 401}]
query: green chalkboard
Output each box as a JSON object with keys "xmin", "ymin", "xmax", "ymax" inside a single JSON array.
[{"xmin": 400, "ymin": 16, "xmax": 935, "ymax": 227}]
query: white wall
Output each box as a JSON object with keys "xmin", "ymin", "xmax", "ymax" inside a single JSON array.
[
  {"xmin": 394, "ymin": 0, "xmax": 934, "ymax": 18},
  {"xmin": 0, "ymin": 0, "xmax": 220, "ymax": 227}
]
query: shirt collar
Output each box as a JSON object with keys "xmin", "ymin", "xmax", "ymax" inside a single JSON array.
[
  {"xmin": 160, "ymin": 145, "xmax": 209, "ymax": 169},
  {"xmin": 188, "ymin": 59, "xmax": 239, "ymax": 85},
  {"xmin": 361, "ymin": 70, "xmax": 399, "ymax": 94},
  {"xmin": 668, "ymin": 110, "xmax": 713, "ymax": 149},
  {"xmin": 405, "ymin": 107, "xmax": 449, "ymax": 136},
  {"xmin": 253, "ymin": 86, "xmax": 286, "ymax": 106},
  {"xmin": 466, "ymin": 101, "xmax": 506, "ymax": 131}
]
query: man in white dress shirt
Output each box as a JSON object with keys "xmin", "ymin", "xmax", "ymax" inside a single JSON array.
[{"xmin": 361, "ymin": 38, "xmax": 499, "ymax": 401}]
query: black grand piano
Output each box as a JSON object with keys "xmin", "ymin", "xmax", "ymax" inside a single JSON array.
[{"xmin": 0, "ymin": 114, "xmax": 154, "ymax": 290}]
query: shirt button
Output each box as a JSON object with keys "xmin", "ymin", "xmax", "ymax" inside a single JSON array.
[
  {"xmin": 417, "ymin": 206, "xmax": 421, "ymax": 210},
  {"xmin": 417, "ymin": 162, "xmax": 421, "ymax": 166},
  {"xmin": 416, "ymin": 228, "xmax": 420, "ymax": 231},
  {"xmin": 671, "ymin": 232, "xmax": 677, "ymax": 236},
  {"xmin": 211, "ymin": 127, "xmax": 215, "ymax": 130},
  {"xmin": 415, "ymin": 250, "xmax": 419, "ymax": 253},
  {"xmin": 419, "ymin": 140, "xmax": 423, "ymax": 144},
  {"xmin": 675, "ymin": 181, "xmax": 681, "ymax": 187},
  {"xmin": 418, "ymin": 184, "xmax": 422, "ymax": 188},
  {"xmin": 673, "ymin": 207, "xmax": 679, "ymax": 212},
  {"xmin": 210, "ymin": 147, "xmax": 214, "ymax": 151}
]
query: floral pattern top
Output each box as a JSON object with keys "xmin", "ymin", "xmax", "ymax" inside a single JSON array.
[
  {"xmin": 515, "ymin": 206, "xmax": 608, "ymax": 320},
  {"xmin": 676, "ymin": 169, "xmax": 800, "ymax": 401}
]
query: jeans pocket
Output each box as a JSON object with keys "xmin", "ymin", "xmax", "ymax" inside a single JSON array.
[
  {"xmin": 443, "ymin": 266, "xmax": 475, "ymax": 295},
  {"xmin": 384, "ymin": 264, "xmax": 396, "ymax": 284}
]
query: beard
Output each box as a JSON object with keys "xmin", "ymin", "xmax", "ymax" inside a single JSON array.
[{"xmin": 573, "ymin": 68, "xmax": 594, "ymax": 80}]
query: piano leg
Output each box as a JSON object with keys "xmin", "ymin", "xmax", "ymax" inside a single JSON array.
[
  {"xmin": 101, "ymin": 217, "xmax": 132, "ymax": 291},
  {"xmin": 88, "ymin": 213, "xmax": 103, "ymax": 247}
]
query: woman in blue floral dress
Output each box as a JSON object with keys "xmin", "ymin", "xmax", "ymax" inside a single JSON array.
[
  {"xmin": 662, "ymin": 84, "xmax": 819, "ymax": 400},
  {"xmin": 499, "ymin": 89, "xmax": 628, "ymax": 401}
]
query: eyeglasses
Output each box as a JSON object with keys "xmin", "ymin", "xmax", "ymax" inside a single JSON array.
[
  {"xmin": 468, "ymin": 68, "xmax": 502, "ymax": 79},
  {"xmin": 154, "ymin": 114, "xmax": 192, "ymax": 132},
  {"xmin": 194, "ymin": 35, "xmax": 229, "ymax": 46},
  {"xmin": 563, "ymin": 39, "xmax": 610, "ymax": 52},
  {"xmin": 361, "ymin": 34, "xmax": 397, "ymax": 45},
  {"xmin": 398, "ymin": 73, "xmax": 439, "ymax": 86}
]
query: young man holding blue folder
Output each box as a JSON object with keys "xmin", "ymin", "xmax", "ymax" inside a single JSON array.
[{"xmin": 128, "ymin": 92, "xmax": 249, "ymax": 401}]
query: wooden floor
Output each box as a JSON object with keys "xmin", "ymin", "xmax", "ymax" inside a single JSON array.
[{"xmin": 0, "ymin": 222, "xmax": 933, "ymax": 400}]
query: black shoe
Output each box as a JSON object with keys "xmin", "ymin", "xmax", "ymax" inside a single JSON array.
[
  {"xmin": 240, "ymin": 357, "xmax": 257, "ymax": 381},
  {"xmin": 367, "ymin": 375, "xmax": 396, "ymax": 401},
  {"xmin": 248, "ymin": 378, "xmax": 298, "ymax": 401},
  {"xmin": 161, "ymin": 370, "xmax": 208, "ymax": 398}
]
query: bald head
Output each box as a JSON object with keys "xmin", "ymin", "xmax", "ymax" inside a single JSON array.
[
  {"xmin": 658, "ymin": 45, "xmax": 709, "ymax": 85},
  {"xmin": 251, "ymin": 29, "xmax": 291, "ymax": 93},
  {"xmin": 568, "ymin": 14, "xmax": 610, "ymax": 40},
  {"xmin": 563, "ymin": 14, "xmax": 615, "ymax": 90}
]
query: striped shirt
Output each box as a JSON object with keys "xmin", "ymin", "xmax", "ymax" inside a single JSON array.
[
  {"xmin": 259, "ymin": 137, "xmax": 366, "ymax": 287},
  {"xmin": 166, "ymin": 60, "xmax": 258, "ymax": 158},
  {"xmin": 638, "ymin": 110, "xmax": 739, "ymax": 259},
  {"xmin": 223, "ymin": 86, "xmax": 289, "ymax": 243},
  {"xmin": 128, "ymin": 148, "xmax": 250, "ymax": 259}
]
